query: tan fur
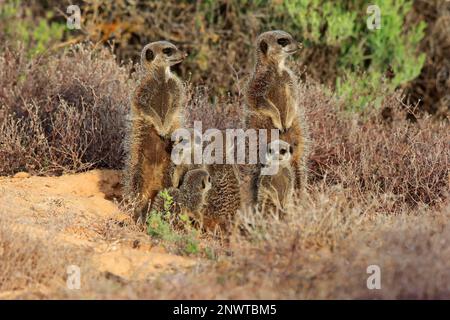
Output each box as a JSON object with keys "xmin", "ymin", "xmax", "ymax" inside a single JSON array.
[{"xmin": 124, "ymin": 41, "xmax": 187, "ymax": 223}]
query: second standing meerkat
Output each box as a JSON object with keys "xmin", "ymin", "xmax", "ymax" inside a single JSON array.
[
  {"xmin": 245, "ymin": 30, "xmax": 309, "ymax": 194},
  {"xmin": 124, "ymin": 41, "xmax": 187, "ymax": 223}
]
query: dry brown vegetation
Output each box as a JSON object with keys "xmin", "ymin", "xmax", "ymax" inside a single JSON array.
[
  {"xmin": 0, "ymin": 43, "xmax": 133, "ymax": 175},
  {"xmin": 0, "ymin": 40, "xmax": 449, "ymax": 299}
]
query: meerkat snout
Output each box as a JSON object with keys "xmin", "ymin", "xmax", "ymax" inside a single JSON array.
[{"xmin": 141, "ymin": 41, "xmax": 187, "ymax": 69}]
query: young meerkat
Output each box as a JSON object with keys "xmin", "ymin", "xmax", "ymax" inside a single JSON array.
[
  {"xmin": 202, "ymin": 163, "xmax": 241, "ymax": 232},
  {"xmin": 124, "ymin": 41, "xmax": 187, "ymax": 223},
  {"xmin": 245, "ymin": 30, "xmax": 309, "ymax": 192},
  {"xmin": 151, "ymin": 168, "xmax": 212, "ymax": 219},
  {"xmin": 164, "ymin": 129, "xmax": 203, "ymax": 189},
  {"xmin": 257, "ymin": 140, "xmax": 295, "ymax": 214}
]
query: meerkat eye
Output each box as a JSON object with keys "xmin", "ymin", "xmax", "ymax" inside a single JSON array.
[
  {"xmin": 280, "ymin": 148, "xmax": 287, "ymax": 155},
  {"xmin": 277, "ymin": 38, "xmax": 290, "ymax": 47},
  {"xmin": 259, "ymin": 40, "xmax": 268, "ymax": 55},
  {"xmin": 289, "ymin": 146, "xmax": 293, "ymax": 154},
  {"xmin": 162, "ymin": 47, "xmax": 174, "ymax": 56},
  {"xmin": 202, "ymin": 180, "xmax": 207, "ymax": 189},
  {"xmin": 145, "ymin": 49, "xmax": 154, "ymax": 61},
  {"xmin": 268, "ymin": 148, "xmax": 273, "ymax": 154}
]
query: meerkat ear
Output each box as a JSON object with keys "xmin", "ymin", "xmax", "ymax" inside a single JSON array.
[
  {"xmin": 145, "ymin": 48, "xmax": 154, "ymax": 61},
  {"xmin": 259, "ymin": 40, "xmax": 268, "ymax": 55},
  {"xmin": 289, "ymin": 145, "xmax": 293, "ymax": 154}
]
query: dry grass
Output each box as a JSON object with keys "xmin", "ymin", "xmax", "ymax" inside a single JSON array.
[
  {"xmin": 0, "ymin": 43, "xmax": 134, "ymax": 175},
  {"xmin": 0, "ymin": 216, "xmax": 93, "ymax": 298},
  {"xmin": 58, "ymin": 187, "xmax": 449, "ymax": 300}
]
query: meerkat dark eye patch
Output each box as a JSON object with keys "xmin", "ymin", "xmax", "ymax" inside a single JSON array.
[
  {"xmin": 268, "ymin": 147, "xmax": 273, "ymax": 154},
  {"xmin": 277, "ymin": 38, "xmax": 290, "ymax": 47},
  {"xmin": 202, "ymin": 180, "xmax": 206, "ymax": 189},
  {"xmin": 289, "ymin": 146, "xmax": 293, "ymax": 154},
  {"xmin": 145, "ymin": 49, "xmax": 154, "ymax": 61},
  {"xmin": 280, "ymin": 148, "xmax": 287, "ymax": 155},
  {"xmin": 162, "ymin": 47, "xmax": 174, "ymax": 56},
  {"xmin": 259, "ymin": 40, "xmax": 268, "ymax": 55}
]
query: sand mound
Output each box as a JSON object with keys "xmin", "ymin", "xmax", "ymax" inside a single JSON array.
[{"xmin": 0, "ymin": 170, "xmax": 195, "ymax": 285}]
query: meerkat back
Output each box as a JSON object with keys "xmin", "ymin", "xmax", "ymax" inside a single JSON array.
[{"xmin": 202, "ymin": 163, "xmax": 241, "ymax": 232}]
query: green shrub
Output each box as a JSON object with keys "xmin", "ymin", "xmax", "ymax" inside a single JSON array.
[
  {"xmin": 0, "ymin": 0, "xmax": 65, "ymax": 57},
  {"xmin": 274, "ymin": 0, "xmax": 426, "ymax": 110},
  {"xmin": 146, "ymin": 189, "xmax": 201, "ymax": 255}
]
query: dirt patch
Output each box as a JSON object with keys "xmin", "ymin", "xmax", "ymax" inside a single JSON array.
[{"xmin": 0, "ymin": 170, "xmax": 196, "ymax": 291}]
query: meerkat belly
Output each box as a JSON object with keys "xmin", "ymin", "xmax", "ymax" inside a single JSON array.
[
  {"xmin": 141, "ymin": 127, "xmax": 171, "ymax": 200},
  {"xmin": 149, "ymin": 86, "xmax": 171, "ymax": 120},
  {"xmin": 267, "ymin": 88, "xmax": 288, "ymax": 124}
]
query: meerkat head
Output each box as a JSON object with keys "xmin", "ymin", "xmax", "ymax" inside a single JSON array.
[
  {"xmin": 265, "ymin": 139, "xmax": 292, "ymax": 167},
  {"xmin": 141, "ymin": 41, "xmax": 187, "ymax": 70},
  {"xmin": 181, "ymin": 168, "xmax": 212, "ymax": 194},
  {"xmin": 256, "ymin": 30, "xmax": 300, "ymax": 65},
  {"xmin": 172, "ymin": 128, "xmax": 202, "ymax": 165}
]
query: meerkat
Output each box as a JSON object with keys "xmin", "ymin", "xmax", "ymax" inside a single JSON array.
[
  {"xmin": 123, "ymin": 41, "xmax": 187, "ymax": 223},
  {"xmin": 257, "ymin": 140, "xmax": 295, "ymax": 214},
  {"xmin": 151, "ymin": 168, "xmax": 212, "ymax": 219},
  {"xmin": 202, "ymin": 163, "xmax": 241, "ymax": 232},
  {"xmin": 245, "ymin": 30, "xmax": 309, "ymax": 194},
  {"xmin": 167, "ymin": 128, "xmax": 241, "ymax": 231},
  {"xmin": 164, "ymin": 129, "xmax": 203, "ymax": 188}
]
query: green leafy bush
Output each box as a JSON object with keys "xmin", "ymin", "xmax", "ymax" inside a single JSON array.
[
  {"xmin": 0, "ymin": 0, "xmax": 65, "ymax": 57},
  {"xmin": 274, "ymin": 0, "xmax": 426, "ymax": 110}
]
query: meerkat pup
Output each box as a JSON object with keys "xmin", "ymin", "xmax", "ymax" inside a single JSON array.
[
  {"xmin": 124, "ymin": 41, "xmax": 187, "ymax": 223},
  {"xmin": 165, "ymin": 129, "xmax": 203, "ymax": 189},
  {"xmin": 151, "ymin": 168, "xmax": 212, "ymax": 219},
  {"xmin": 245, "ymin": 30, "xmax": 309, "ymax": 192},
  {"xmin": 202, "ymin": 163, "xmax": 242, "ymax": 232},
  {"xmin": 257, "ymin": 140, "xmax": 294, "ymax": 214}
]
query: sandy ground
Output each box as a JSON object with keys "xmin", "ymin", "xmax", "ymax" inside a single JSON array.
[{"xmin": 0, "ymin": 170, "xmax": 196, "ymax": 290}]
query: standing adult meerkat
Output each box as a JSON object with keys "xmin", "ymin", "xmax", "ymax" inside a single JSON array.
[
  {"xmin": 124, "ymin": 41, "xmax": 187, "ymax": 223},
  {"xmin": 151, "ymin": 168, "xmax": 212, "ymax": 219},
  {"xmin": 257, "ymin": 140, "xmax": 294, "ymax": 214},
  {"xmin": 245, "ymin": 30, "xmax": 309, "ymax": 191}
]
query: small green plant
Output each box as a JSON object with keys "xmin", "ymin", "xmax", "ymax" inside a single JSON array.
[{"xmin": 146, "ymin": 189, "xmax": 200, "ymax": 255}]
